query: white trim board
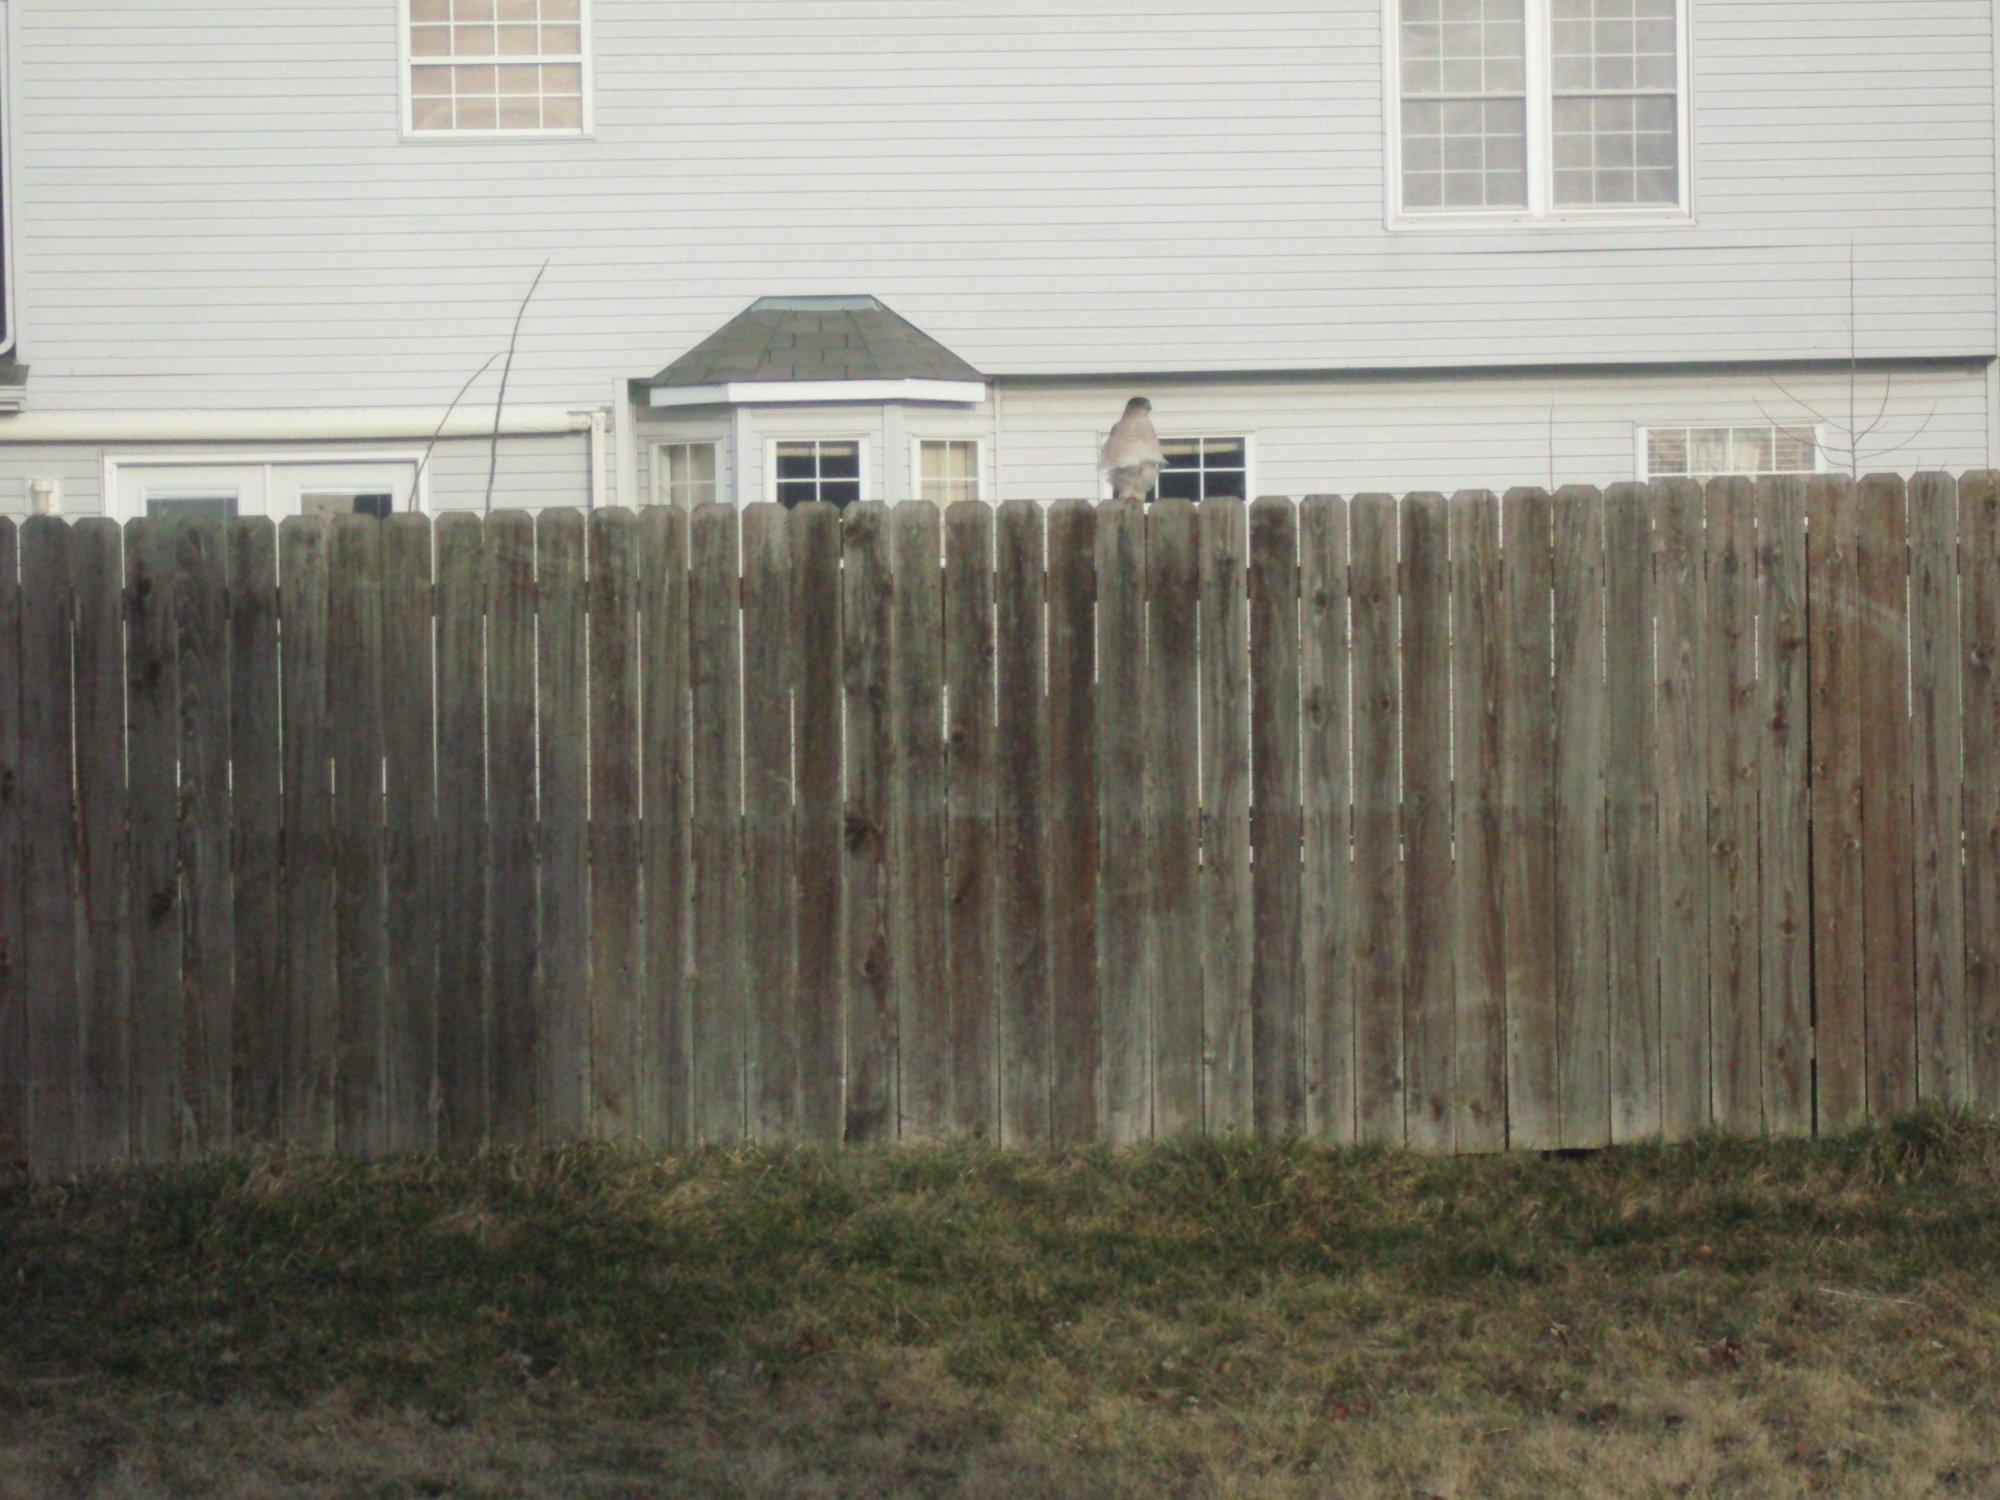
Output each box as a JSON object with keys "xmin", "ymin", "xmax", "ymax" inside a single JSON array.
[
  {"xmin": 0, "ymin": 407, "xmax": 596, "ymax": 443},
  {"xmin": 104, "ymin": 449, "xmax": 430, "ymax": 523},
  {"xmin": 650, "ymin": 380, "xmax": 987, "ymax": 410}
]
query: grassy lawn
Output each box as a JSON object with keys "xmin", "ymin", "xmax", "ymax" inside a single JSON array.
[{"xmin": 3, "ymin": 1113, "xmax": 1999, "ymax": 1498}]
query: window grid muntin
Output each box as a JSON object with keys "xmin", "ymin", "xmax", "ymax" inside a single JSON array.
[
  {"xmin": 1645, "ymin": 425, "xmax": 1818, "ymax": 482},
  {"xmin": 1393, "ymin": 0, "xmax": 1684, "ymax": 219},
  {"xmin": 919, "ymin": 440, "xmax": 981, "ymax": 506},
  {"xmin": 1399, "ymin": 0, "xmax": 1529, "ymax": 210},
  {"xmin": 659, "ymin": 442, "xmax": 719, "ymax": 508},
  {"xmin": 775, "ymin": 440, "xmax": 863, "ymax": 509},
  {"xmin": 1550, "ymin": 0, "xmax": 1678, "ymax": 206},
  {"xmin": 1156, "ymin": 437, "xmax": 1250, "ymax": 505},
  {"xmin": 407, "ymin": 0, "xmax": 586, "ymax": 135}
]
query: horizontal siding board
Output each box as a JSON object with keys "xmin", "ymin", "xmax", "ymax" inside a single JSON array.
[{"xmin": 4, "ymin": 1, "xmax": 1993, "ymax": 412}]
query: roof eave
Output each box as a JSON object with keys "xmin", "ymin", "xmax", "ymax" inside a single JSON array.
[{"xmin": 646, "ymin": 378, "xmax": 988, "ymax": 409}]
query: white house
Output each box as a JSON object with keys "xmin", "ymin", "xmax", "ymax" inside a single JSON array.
[{"xmin": 0, "ymin": 0, "xmax": 1992, "ymax": 519}]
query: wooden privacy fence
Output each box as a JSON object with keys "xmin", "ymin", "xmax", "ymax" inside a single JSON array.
[{"xmin": 1, "ymin": 475, "xmax": 1998, "ymax": 1175}]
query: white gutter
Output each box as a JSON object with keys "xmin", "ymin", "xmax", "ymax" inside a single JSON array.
[
  {"xmin": 648, "ymin": 379, "xmax": 987, "ymax": 409},
  {"xmin": 0, "ymin": 406, "xmax": 597, "ymax": 443}
]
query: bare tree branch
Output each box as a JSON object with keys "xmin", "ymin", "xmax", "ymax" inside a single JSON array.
[
  {"xmin": 1855, "ymin": 399, "xmax": 1941, "ymax": 464},
  {"xmin": 1852, "ymin": 369, "xmax": 1895, "ymax": 446},
  {"xmin": 407, "ymin": 354, "xmax": 499, "ymax": 513},
  {"xmin": 1765, "ymin": 376, "xmax": 1838, "ymax": 429},
  {"xmin": 487, "ymin": 258, "xmax": 552, "ymax": 513}
]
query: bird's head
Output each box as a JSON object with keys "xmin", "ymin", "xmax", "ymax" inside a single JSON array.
[{"xmin": 1124, "ymin": 397, "xmax": 1152, "ymax": 415}]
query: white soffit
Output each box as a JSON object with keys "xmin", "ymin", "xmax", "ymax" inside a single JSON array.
[{"xmin": 649, "ymin": 379, "xmax": 988, "ymax": 409}]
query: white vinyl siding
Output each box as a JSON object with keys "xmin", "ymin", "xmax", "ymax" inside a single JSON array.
[
  {"xmin": 0, "ymin": 368, "xmax": 1986, "ymax": 518},
  {"xmin": 1, "ymin": 0, "xmax": 1992, "ymax": 406},
  {"xmin": 983, "ymin": 367, "xmax": 1984, "ymax": 502}
]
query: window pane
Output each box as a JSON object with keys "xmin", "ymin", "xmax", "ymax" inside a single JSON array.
[
  {"xmin": 1552, "ymin": 94, "xmax": 1678, "ymax": 206},
  {"xmin": 1646, "ymin": 429, "xmax": 1688, "ymax": 477},
  {"xmin": 1152, "ymin": 437, "xmax": 1247, "ymax": 504},
  {"xmin": 822, "ymin": 481, "xmax": 862, "ymax": 509},
  {"xmin": 819, "ymin": 443, "xmax": 861, "ymax": 480},
  {"xmin": 1403, "ymin": 95, "xmax": 1525, "ymax": 210},
  {"xmin": 1732, "ymin": 428, "xmax": 1776, "ymax": 473},
  {"xmin": 775, "ymin": 443, "xmax": 818, "ymax": 481},
  {"xmin": 1551, "ymin": 0, "xmax": 1679, "ymax": 207},
  {"xmin": 411, "ymin": 0, "xmax": 586, "ymax": 132},
  {"xmin": 663, "ymin": 443, "xmax": 719, "ymax": 506},
  {"xmin": 1774, "ymin": 427, "xmax": 1817, "ymax": 471},
  {"xmin": 412, "ymin": 95, "xmax": 454, "ymax": 130},
  {"xmin": 146, "ymin": 493, "xmax": 239, "ymax": 520},
  {"xmin": 1653, "ymin": 424, "xmax": 1817, "ymax": 480}
]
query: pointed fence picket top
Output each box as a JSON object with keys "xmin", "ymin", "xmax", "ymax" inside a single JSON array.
[{"xmin": 0, "ymin": 477, "xmax": 1994, "ymax": 1175}]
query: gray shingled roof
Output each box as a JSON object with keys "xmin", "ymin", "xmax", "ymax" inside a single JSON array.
[{"xmin": 637, "ymin": 295, "xmax": 983, "ymax": 389}]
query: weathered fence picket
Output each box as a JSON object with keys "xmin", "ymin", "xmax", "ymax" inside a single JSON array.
[
  {"xmin": 4, "ymin": 478, "xmax": 1999, "ymax": 1175},
  {"xmin": 0, "ymin": 519, "xmax": 21, "ymax": 1175}
]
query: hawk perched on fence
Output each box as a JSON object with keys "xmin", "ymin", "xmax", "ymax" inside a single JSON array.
[{"xmin": 1102, "ymin": 397, "xmax": 1165, "ymax": 503}]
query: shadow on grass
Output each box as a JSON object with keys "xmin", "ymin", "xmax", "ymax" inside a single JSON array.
[{"xmin": 3, "ymin": 1107, "xmax": 1997, "ymax": 1420}]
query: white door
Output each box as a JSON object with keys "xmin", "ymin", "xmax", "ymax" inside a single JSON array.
[{"xmin": 114, "ymin": 459, "xmax": 421, "ymax": 522}]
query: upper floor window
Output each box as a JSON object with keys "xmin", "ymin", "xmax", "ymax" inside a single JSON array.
[
  {"xmin": 404, "ymin": 0, "xmax": 590, "ymax": 136},
  {"xmin": 1644, "ymin": 425, "xmax": 1819, "ymax": 482},
  {"xmin": 1391, "ymin": 0, "xmax": 1686, "ymax": 222}
]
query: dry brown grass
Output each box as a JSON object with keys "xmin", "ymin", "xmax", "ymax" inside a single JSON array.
[{"xmin": 4, "ymin": 1112, "xmax": 2000, "ymax": 1497}]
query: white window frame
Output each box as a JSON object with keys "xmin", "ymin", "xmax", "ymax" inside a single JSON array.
[
  {"xmin": 909, "ymin": 437, "xmax": 989, "ymax": 506},
  {"xmin": 1097, "ymin": 432, "xmax": 1258, "ymax": 504},
  {"xmin": 1634, "ymin": 423, "xmax": 1827, "ymax": 483},
  {"xmin": 397, "ymin": 0, "xmax": 595, "ymax": 143},
  {"xmin": 103, "ymin": 452, "xmax": 430, "ymax": 524},
  {"xmin": 1383, "ymin": 0, "xmax": 1693, "ymax": 229},
  {"xmin": 765, "ymin": 436, "xmax": 873, "ymax": 507},
  {"xmin": 652, "ymin": 439, "xmax": 724, "ymax": 509}
]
